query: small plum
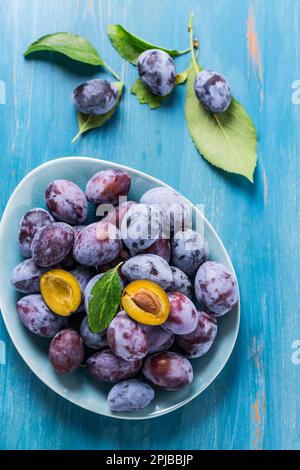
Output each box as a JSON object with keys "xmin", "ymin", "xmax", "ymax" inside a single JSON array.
[
  {"xmin": 49, "ymin": 329, "xmax": 84, "ymax": 374},
  {"xmin": 72, "ymin": 79, "xmax": 119, "ymax": 115},
  {"xmin": 161, "ymin": 292, "xmax": 198, "ymax": 335},
  {"xmin": 143, "ymin": 325, "xmax": 175, "ymax": 353},
  {"xmin": 167, "ymin": 266, "xmax": 193, "ymax": 299},
  {"xmin": 194, "ymin": 70, "xmax": 232, "ymax": 114},
  {"xmin": 80, "ymin": 316, "xmax": 108, "ymax": 350},
  {"xmin": 18, "ymin": 208, "xmax": 54, "ymax": 258},
  {"xmin": 177, "ymin": 311, "xmax": 218, "ymax": 358},
  {"xmin": 73, "ymin": 221, "xmax": 122, "ymax": 266},
  {"xmin": 31, "ymin": 222, "xmax": 74, "ymax": 267},
  {"xmin": 142, "ymin": 351, "xmax": 193, "ymax": 390},
  {"xmin": 121, "ymin": 254, "xmax": 173, "ymax": 289},
  {"xmin": 45, "ymin": 179, "xmax": 88, "ymax": 224},
  {"xmin": 107, "ymin": 311, "xmax": 148, "ymax": 361},
  {"xmin": 172, "ymin": 229, "xmax": 209, "ymax": 277},
  {"xmin": 86, "ymin": 169, "xmax": 131, "ymax": 206},
  {"xmin": 108, "ymin": 379, "xmax": 155, "ymax": 412},
  {"xmin": 194, "ymin": 261, "xmax": 238, "ymax": 316},
  {"xmin": 137, "ymin": 49, "xmax": 176, "ymax": 96},
  {"xmin": 86, "ymin": 349, "xmax": 142, "ymax": 382},
  {"xmin": 16, "ymin": 294, "xmax": 67, "ymax": 337},
  {"xmin": 11, "ymin": 259, "xmax": 47, "ymax": 294}
]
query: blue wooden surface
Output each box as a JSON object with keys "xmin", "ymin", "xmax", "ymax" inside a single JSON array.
[{"xmin": 0, "ymin": 0, "xmax": 299, "ymax": 450}]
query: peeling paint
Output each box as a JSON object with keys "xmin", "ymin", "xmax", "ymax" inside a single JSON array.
[
  {"xmin": 247, "ymin": 6, "xmax": 264, "ymax": 107},
  {"xmin": 251, "ymin": 336, "xmax": 266, "ymax": 449}
]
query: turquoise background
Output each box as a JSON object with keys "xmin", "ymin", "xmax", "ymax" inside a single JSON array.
[{"xmin": 0, "ymin": 0, "xmax": 299, "ymax": 450}]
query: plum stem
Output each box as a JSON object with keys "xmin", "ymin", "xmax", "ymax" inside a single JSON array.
[
  {"xmin": 188, "ymin": 13, "xmax": 200, "ymax": 74},
  {"xmin": 104, "ymin": 62, "xmax": 121, "ymax": 81}
]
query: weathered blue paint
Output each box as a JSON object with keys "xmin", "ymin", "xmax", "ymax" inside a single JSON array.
[{"xmin": 0, "ymin": 0, "xmax": 299, "ymax": 450}]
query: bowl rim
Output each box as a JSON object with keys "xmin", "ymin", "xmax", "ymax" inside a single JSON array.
[{"xmin": 0, "ymin": 156, "xmax": 240, "ymax": 420}]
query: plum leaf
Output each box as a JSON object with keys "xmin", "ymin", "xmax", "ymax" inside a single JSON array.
[
  {"xmin": 72, "ymin": 81, "xmax": 124, "ymax": 142},
  {"xmin": 88, "ymin": 265, "xmax": 122, "ymax": 333},
  {"xmin": 185, "ymin": 64, "xmax": 258, "ymax": 182},
  {"xmin": 107, "ymin": 24, "xmax": 189, "ymax": 65}
]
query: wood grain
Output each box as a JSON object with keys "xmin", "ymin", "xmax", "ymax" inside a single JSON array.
[{"xmin": 0, "ymin": 0, "xmax": 299, "ymax": 450}]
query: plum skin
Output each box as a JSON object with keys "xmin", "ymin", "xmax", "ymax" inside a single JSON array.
[
  {"xmin": 121, "ymin": 203, "xmax": 162, "ymax": 252},
  {"xmin": 108, "ymin": 379, "xmax": 155, "ymax": 412},
  {"xmin": 142, "ymin": 351, "xmax": 193, "ymax": 390},
  {"xmin": 86, "ymin": 169, "xmax": 131, "ymax": 206},
  {"xmin": 18, "ymin": 208, "xmax": 54, "ymax": 258},
  {"xmin": 177, "ymin": 311, "xmax": 218, "ymax": 358},
  {"xmin": 86, "ymin": 349, "xmax": 142, "ymax": 382},
  {"xmin": 161, "ymin": 292, "xmax": 198, "ymax": 335},
  {"xmin": 142, "ymin": 325, "xmax": 175, "ymax": 354},
  {"xmin": 45, "ymin": 179, "xmax": 88, "ymax": 225},
  {"xmin": 73, "ymin": 221, "xmax": 122, "ymax": 266},
  {"xmin": 121, "ymin": 254, "xmax": 173, "ymax": 290},
  {"xmin": 194, "ymin": 261, "xmax": 238, "ymax": 316},
  {"xmin": 140, "ymin": 186, "xmax": 191, "ymax": 234},
  {"xmin": 194, "ymin": 70, "xmax": 232, "ymax": 114},
  {"xmin": 49, "ymin": 329, "xmax": 84, "ymax": 374},
  {"xmin": 137, "ymin": 49, "xmax": 177, "ymax": 97},
  {"xmin": 80, "ymin": 316, "xmax": 108, "ymax": 350},
  {"xmin": 167, "ymin": 266, "xmax": 193, "ymax": 299},
  {"xmin": 31, "ymin": 222, "xmax": 74, "ymax": 268},
  {"xmin": 107, "ymin": 311, "xmax": 148, "ymax": 361},
  {"xmin": 72, "ymin": 79, "xmax": 119, "ymax": 115},
  {"xmin": 16, "ymin": 294, "xmax": 67, "ymax": 337},
  {"xmin": 172, "ymin": 229, "xmax": 209, "ymax": 277},
  {"xmin": 11, "ymin": 259, "xmax": 47, "ymax": 294}
]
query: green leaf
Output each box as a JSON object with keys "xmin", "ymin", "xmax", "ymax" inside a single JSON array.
[
  {"xmin": 88, "ymin": 265, "xmax": 122, "ymax": 334},
  {"xmin": 185, "ymin": 65, "xmax": 258, "ymax": 182},
  {"xmin": 72, "ymin": 81, "xmax": 124, "ymax": 142},
  {"xmin": 24, "ymin": 32, "xmax": 120, "ymax": 79},
  {"xmin": 131, "ymin": 72, "xmax": 188, "ymax": 110},
  {"xmin": 131, "ymin": 79, "xmax": 164, "ymax": 109},
  {"xmin": 107, "ymin": 24, "xmax": 189, "ymax": 65}
]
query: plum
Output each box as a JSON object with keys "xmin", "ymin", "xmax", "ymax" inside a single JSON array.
[
  {"xmin": 108, "ymin": 379, "xmax": 155, "ymax": 412},
  {"xmin": 31, "ymin": 222, "xmax": 74, "ymax": 267},
  {"xmin": 73, "ymin": 221, "xmax": 122, "ymax": 266},
  {"xmin": 45, "ymin": 179, "xmax": 88, "ymax": 224},
  {"xmin": 194, "ymin": 70, "xmax": 232, "ymax": 113},
  {"xmin": 172, "ymin": 229, "xmax": 209, "ymax": 277},
  {"xmin": 121, "ymin": 254, "xmax": 173, "ymax": 289},
  {"xmin": 137, "ymin": 49, "xmax": 176, "ymax": 96},
  {"xmin": 167, "ymin": 266, "xmax": 193, "ymax": 299},
  {"xmin": 86, "ymin": 169, "xmax": 131, "ymax": 206},
  {"xmin": 86, "ymin": 349, "xmax": 142, "ymax": 382},
  {"xmin": 121, "ymin": 203, "xmax": 162, "ymax": 252},
  {"xmin": 11, "ymin": 259, "xmax": 47, "ymax": 294},
  {"xmin": 72, "ymin": 79, "xmax": 119, "ymax": 115},
  {"xmin": 16, "ymin": 294, "xmax": 67, "ymax": 337},
  {"xmin": 177, "ymin": 311, "xmax": 218, "ymax": 358},
  {"xmin": 135, "ymin": 238, "xmax": 171, "ymax": 263},
  {"xmin": 80, "ymin": 316, "xmax": 108, "ymax": 350},
  {"xmin": 107, "ymin": 311, "xmax": 148, "ymax": 361},
  {"xmin": 140, "ymin": 186, "xmax": 191, "ymax": 235},
  {"xmin": 70, "ymin": 265, "xmax": 95, "ymax": 312},
  {"xmin": 101, "ymin": 201, "xmax": 136, "ymax": 228},
  {"xmin": 18, "ymin": 208, "xmax": 54, "ymax": 258},
  {"xmin": 49, "ymin": 329, "xmax": 84, "ymax": 374},
  {"xmin": 161, "ymin": 292, "xmax": 198, "ymax": 335},
  {"xmin": 143, "ymin": 325, "xmax": 175, "ymax": 354},
  {"xmin": 142, "ymin": 351, "xmax": 193, "ymax": 390},
  {"xmin": 194, "ymin": 261, "xmax": 238, "ymax": 316}
]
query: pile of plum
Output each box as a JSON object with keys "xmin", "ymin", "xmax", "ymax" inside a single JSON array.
[{"xmin": 11, "ymin": 168, "xmax": 238, "ymax": 413}]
